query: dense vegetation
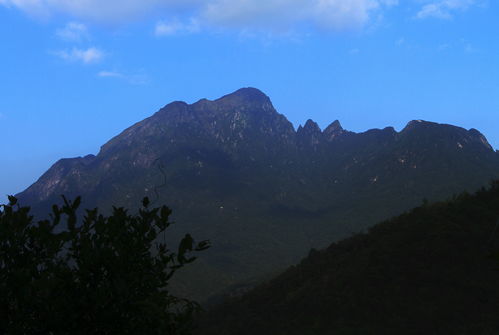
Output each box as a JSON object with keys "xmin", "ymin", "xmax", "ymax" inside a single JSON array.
[
  {"xmin": 0, "ymin": 196, "xmax": 209, "ymax": 334},
  {"xmin": 199, "ymin": 181, "xmax": 499, "ymax": 335}
]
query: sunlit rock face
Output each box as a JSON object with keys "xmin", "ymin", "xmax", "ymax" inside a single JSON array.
[{"xmin": 16, "ymin": 88, "xmax": 499, "ymax": 302}]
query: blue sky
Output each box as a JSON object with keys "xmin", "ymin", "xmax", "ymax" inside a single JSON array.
[{"xmin": 1, "ymin": 0, "xmax": 498, "ymax": 198}]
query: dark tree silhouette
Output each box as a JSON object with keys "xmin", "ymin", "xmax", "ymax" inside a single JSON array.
[{"xmin": 0, "ymin": 195, "xmax": 209, "ymax": 335}]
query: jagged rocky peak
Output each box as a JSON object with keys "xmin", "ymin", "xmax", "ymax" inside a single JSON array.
[
  {"xmin": 223, "ymin": 87, "xmax": 270, "ymax": 100},
  {"xmin": 399, "ymin": 119, "xmax": 471, "ymax": 134},
  {"xmin": 297, "ymin": 119, "xmax": 323, "ymax": 147},
  {"xmin": 402, "ymin": 119, "xmax": 432, "ymax": 131},
  {"xmin": 156, "ymin": 87, "xmax": 279, "ymax": 125},
  {"xmin": 158, "ymin": 100, "xmax": 189, "ymax": 114},
  {"xmin": 468, "ymin": 128, "xmax": 494, "ymax": 151},
  {"xmin": 18, "ymin": 155, "xmax": 93, "ymax": 203},
  {"xmin": 383, "ymin": 126, "xmax": 396, "ymax": 132},
  {"xmin": 326, "ymin": 120, "xmax": 342, "ymax": 131},
  {"xmin": 324, "ymin": 120, "xmax": 345, "ymax": 141},
  {"xmin": 150, "ymin": 100, "xmax": 195, "ymax": 127},
  {"xmin": 207, "ymin": 88, "xmax": 295, "ymax": 140},
  {"xmin": 100, "ymin": 88, "xmax": 295, "ymax": 158},
  {"xmin": 156, "ymin": 88, "xmax": 271, "ymax": 118},
  {"xmin": 214, "ymin": 87, "xmax": 272, "ymax": 108},
  {"xmin": 399, "ymin": 120, "xmax": 495, "ymax": 151},
  {"xmin": 400, "ymin": 119, "xmax": 462, "ymax": 135},
  {"xmin": 297, "ymin": 119, "xmax": 321, "ymax": 135}
]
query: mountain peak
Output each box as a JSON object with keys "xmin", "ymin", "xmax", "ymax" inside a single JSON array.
[
  {"xmin": 325, "ymin": 120, "xmax": 342, "ymax": 131},
  {"xmin": 297, "ymin": 119, "xmax": 322, "ymax": 147},
  {"xmin": 399, "ymin": 120, "xmax": 495, "ymax": 152},
  {"xmin": 469, "ymin": 128, "xmax": 493, "ymax": 150},
  {"xmin": 300, "ymin": 119, "xmax": 321, "ymax": 132},
  {"xmin": 216, "ymin": 87, "xmax": 271, "ymax": 105},
  {"xmin": 324, "ymin": 120, "xmax": 345, "ymax": 141},
  {"xmin": 403, "ymin": 119, "xmax": 431, "ymax": 130},
  {"xmin": 400, "ymin": 120, "xmax": 459, "ymax": 135}
]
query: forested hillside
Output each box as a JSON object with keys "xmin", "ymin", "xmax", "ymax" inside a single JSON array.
[{"xmin": 199, "ymin": 182, "xmax": 499, "ymax": 334}]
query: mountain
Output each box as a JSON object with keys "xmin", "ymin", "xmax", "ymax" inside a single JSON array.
[
  {"xmin": 16, "ymin": 88, "xmax": 499, "ymax": 301},
  {"xmin": 198, "ymin": 182, "xmax": 499, "ymax": 335}
]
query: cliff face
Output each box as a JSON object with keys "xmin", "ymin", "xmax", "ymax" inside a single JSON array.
[{"xmin": 17, "ymin": 88, "xmax": 499, "ymax": 302}]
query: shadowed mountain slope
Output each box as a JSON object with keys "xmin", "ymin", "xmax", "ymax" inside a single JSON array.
[
  {"xmin": 16, "ymin": 88, "xmax": 499, "ymax": 301},
  {"xmin": 199, "ymin": 182, "xmax": 499, "ymax": 335}
]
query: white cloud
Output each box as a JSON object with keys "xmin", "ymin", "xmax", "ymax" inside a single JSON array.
[
  {"xmin": 97, "ymin": 70, "xmax": 149, "ymax": 85},
  {"xmin": 438, "ymin": 42, "xmax": 451, "ymax": 51},
  {"xmin": 435, "ymin": 40, "xmax": 480, "ymax": 53},
  {"xmin": 0, "ymin": 0, "xmax": 194, "ymax": 22},
  {"xmin": 462, "ymin": 39, "xmax": 479, "ymax": 53},
  {"xmin": 416, "ymin": 0, "xmax": 477, "ymax": 19},
  {"xmin": 155, "ymin": 18, "xmax": 200, "ymax": 36},
  {"xmin": 203, "ymin": 0, "xmax": 398, "ymax": 32},
  {"xmin": 464, "ymin": 43, "xmax": 475, "ymax": 53},
  {"xmin": 56, "ymin": 22, "xmax": 88, "ymax": 41},
  {"xmin": 1, "ymin": 0, "xmax": 398, "ymax": 32},
  {"xmin": 97, "ymin": 71, "xmax": 123, "ymax": 78},
  {"xmin": 54, "ymin": 47, "xmax": 104, "ymax": 64}
]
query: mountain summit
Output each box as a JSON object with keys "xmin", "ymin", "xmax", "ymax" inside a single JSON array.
[
  {"xmin": 216, "ymin": 87, "xmax": 272, "ymax": 105},
  {"xmin": 17, "ymin": 88, "xmax": 499, "ymax": 301}
]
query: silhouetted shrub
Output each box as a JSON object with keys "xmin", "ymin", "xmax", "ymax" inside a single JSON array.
[{"xmin": 0, "ymin": 195, "xmax": 209, "ymax": 335}]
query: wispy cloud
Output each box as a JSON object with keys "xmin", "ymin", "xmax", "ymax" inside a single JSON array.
[
  {"xmin": 155, "ymin": 18, "xmax": 200, "ymax": 36},
  {"xmin": 54, "ymin": 47, "xmax": 104, "ymax": 64},
  {"xmin": 438, "ymin": 42, "xmax": 451, "ymax": 51},
  {"xmin": 56, "ymin": 22, "xmax": 89, "ymax": 42},
  {"xmin": 98, "ymin": 71, "xmax": 124, "ymax": 78},
  {"xmin": 1, "ymin": 0, "xmax": 398, "ymax": 33},
  {"xmin": 0, "ymin": 0, "xmax": 189, "ymax": 22},
  {"xmin": 463, "ymin": 41, "xmax": 479, "ymax": 53},
  {"xmin": 97, "ymin": 70, "xmax": 149, "ymax": 85},
  {"xmin": 5, "ymin": 0, "xmax": 480, "ymax": 34},
  {"xmin": 434, "ymin": 39, "xmax": 480, "ymax": 53},
  {"xmin": 416, "ymin": 0, "xmax": 478, "ymax": 20},
  {"xmin": 203, "ymin": 0, "xmax": 399, "ymax": 32}
]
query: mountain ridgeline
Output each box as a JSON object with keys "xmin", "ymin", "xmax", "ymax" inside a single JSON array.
[{"xmin": 16, "ymin": 88, "xmax": 499, "ymax": 301}]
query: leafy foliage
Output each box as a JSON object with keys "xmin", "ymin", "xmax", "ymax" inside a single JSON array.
[{"xmin": 0, "ymin": 196, "xmax": 209, "ymax": 334}]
